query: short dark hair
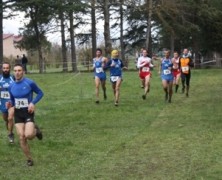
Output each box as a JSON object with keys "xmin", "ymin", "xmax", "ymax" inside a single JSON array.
[
  {"xmin": 14, "ymin": 63, "xmax": 24, "ymax": 70},
  {"xmin": 2, "ymin": 62, "xmax": 11, "ymax": 67},
  {"xmin": 96, "ymin": 48, "xmax": 102, "ymax": 53}
]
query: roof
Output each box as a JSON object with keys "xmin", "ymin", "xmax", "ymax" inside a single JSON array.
[
  {"xmin": 3, "ymin": 34, "xmax": 23, "ymax": 42},
  {"xmin": 14, "ymin": 35, "xmax": 23, "ymax": 42},
  {"xmin": 3, "ymin": 34, "xmax": 14, "ymax": 40}
]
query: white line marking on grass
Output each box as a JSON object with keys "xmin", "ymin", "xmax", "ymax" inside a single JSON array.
[{"xmin": 51, "ymin": 72, "xmax": 81, "ymax": 87}]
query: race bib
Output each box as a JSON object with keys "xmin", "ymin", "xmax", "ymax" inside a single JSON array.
[
  {"xmin": 163, "ymin": 69, "xmax": 171, "ymax": 75},
  {"xmin": 96, "ymin": 67, "xmax": 103, "ymax": 73},
  {"xmin": 1, "ymin": 91, "xmax": 10, "ymax": 99},
  {"xmin": 142, "ymin": 67, "xmax": 150, "ymax": 72},
  {"xmin": 15, "ymin": 98, "xmax": 29, "ymax": 109},
  {"xmin": 182, "ymin": 66, "xmax": 189, "ymax": 72},
  {"xmin": 110, "ymin": 76, "xmax": 119, "ymax": 82}
]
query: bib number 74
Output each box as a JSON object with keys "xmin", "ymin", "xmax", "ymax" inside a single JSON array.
[{"xmin": 15, "ymin": 98, "xmax": 29, "ymax": 109}]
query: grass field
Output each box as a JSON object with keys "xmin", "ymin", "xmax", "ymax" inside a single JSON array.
[{"xmin": 0, "ymin": 69, "xmax": 222, "ymax": 180}]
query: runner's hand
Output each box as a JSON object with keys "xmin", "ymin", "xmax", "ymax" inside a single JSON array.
[
  {"xmin": 5, "ymin": 102, "xmax": 12, "ymax": 109},
  {"xmin": 28, "ymin": 103, "xmax": 35, "ymax": 114}
]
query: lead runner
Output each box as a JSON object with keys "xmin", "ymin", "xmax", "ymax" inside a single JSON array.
[
  {"xmin": 137, "ymin": 49, "xmax": 154, "ymax": 100},
  {"xmin": 7, "ymin": 64, "xmax": 44, "ymax": 166},
  {"xmin": 105, "ymin": 50, "xmax": 127, "ymax": 106},
  {"xmin": 159, "ymin": 50, "xmax": 174, "ymax": 103},
  {"xmin": 92, "ymin": 48, "xmax": 107, "ymax": 104}
]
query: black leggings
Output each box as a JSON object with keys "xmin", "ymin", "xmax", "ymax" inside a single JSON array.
[{"xmin": 181, "ymin": 73, "xmax": 191, "ymax": 87}]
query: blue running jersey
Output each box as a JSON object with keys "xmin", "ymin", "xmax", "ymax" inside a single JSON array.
[
  {"xmin": 106, "ymin": 58, "xmax": 124, "ymax": 77},
  {"xmin": 93, "ymin": 57, "xmax": 106, "ymax": 80},
  {"xmin": 9, "ymin": 78, "xmax": 44, "ymax": 109},
  {"xmin": 161, "ymin": 58, "xmax": 173, "ymax": 81},
  {"xmin": 0, "ymin": 75, "xmax": 14, "ymax": 113}
]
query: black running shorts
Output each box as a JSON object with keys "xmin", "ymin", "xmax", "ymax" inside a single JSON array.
[{"xmin": 14, "ymin": 108, "xmax": 35, "ymax": 124}]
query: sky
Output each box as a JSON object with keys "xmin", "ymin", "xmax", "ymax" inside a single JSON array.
[
  {"xmin": 2, "ymin": 12, "xmax": 119, "ymax": 46},
  {"xmin": 3, "ymin": 17, "xmax": 22, "ymax": 34},
  {"xmin": 3, "ymin": 14, "xmax": 62, "ymax": 43}
]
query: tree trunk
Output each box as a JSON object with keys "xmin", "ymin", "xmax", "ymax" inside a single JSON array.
[
  {"xmin": 69, "ymin": 11, "xmax": 77, "ymax": 72},
  {"xmin": 170, "ymin": 31, "xmax": 175, "ymax": 56},
  {"xmin": 37, "ymin": 44, "xmax": 44, "ymax": 73},
  {"xmin": 59, "ymin": 11, "xmax": 68, "ymax": 72},
  {"xmin": 120, "ymin": 0, "xmax": 126, "ymax": 65},
  {"xmin": 33, "ymin": 24, "xmax": 44, "ymax": 73},
  {"xmin": 145, "ymin": 0, "xmax": 152, "ymax": 51},
  {"xmin": 91, "ymin": 0, "xmax": 96, "ymax": 58},
  {"xmin": 0, "ymin": 0, "xmax": 3, "ymax": 70},
  {"xmin": 103, "ymin": 0, "xmax": 112, "ymax": 56}
]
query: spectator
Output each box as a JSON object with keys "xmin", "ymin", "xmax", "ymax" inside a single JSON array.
[
  {"xmin": 21, "ymin": 54, "xmax": 28, "ymax": 74},
  {"xmin": 15, "ymin": 55, "xmax": 21, "ymax": 65}
]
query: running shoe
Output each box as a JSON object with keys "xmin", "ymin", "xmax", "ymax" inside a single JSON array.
[
  {"xmin": 175, "ymin": 85, "xmax": 179, "ymax": 93},
  {"xmin": 27, "ymin": 159, "xmax": 34, "ymax": 166},
  {"xmin": 142, "ymin": 95, "xmax": 146, "ymax": 100},
  {"xmin": 95, "ymin": 100, "xmax": 99, "ymax": 104},
  {"xmin": 8, "ymin": 133, "xmax": 14, "ymax": 144},
  {"xmin": 114, "ymin": 101, "xmax": 118, "ymax": 106},
  {"xmin": 104, "ymin": 93, "xmax": 107, "ymax": 100},
  {"xmin": 182, "ymin": 87, "xmax": 185, "ymax": 93},
  {"xmin": 35, "ymin": 125, "xmax": 43, "ymax": 140},
  {"xmin": 186, "ymin": 93, "xmax": 189, "ymax": 97},
  {"xmin": 165, "ymin": 93, "xmax": 168, "ymax": 102}
]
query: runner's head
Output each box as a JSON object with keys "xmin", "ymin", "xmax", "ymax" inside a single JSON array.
[
  {"xmin": 164, "ymin": 50, "xmax": 170, "ymax": 58},
  {"xmin": 140, "ymin": 47, "xmax": 145, "ymax": 53},
  {"xmin": 2, "ymin": 62, "xmax": 11, "ymax": 78},
  {"xmin": 142, "ymin": 49, "xmax": 148, "ymax": 57},
  {"xmin": 96, "ymin": 48, "xmax": 102, "ymax": 57},
  {"xmin": 183, "ymin": 48, "xmax": 188, "ymax": 56},
  {"xmin": 13, "ymin": 64, "xmax": 25, "ymax": 81},
  {"xmin": 111, "ymin": 50, "xmax": 119, "ymax": 58},
  {"xmin": 173, "ymin": 51, "xmax": 179, "ymax": 58}
]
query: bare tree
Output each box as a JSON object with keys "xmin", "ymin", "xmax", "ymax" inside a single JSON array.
[
  {"xmin": 91, "ymin": 0, "xmax": 96, "ymax": 58},
  {"xmin": 69, "ymin": 10, "xmax": 77, "ymax": 72},
  {"xmin": 59, "ymin": 10, "xmax": 68, "ymax": 72},
  {"xmin": 145, "ymin": 0, "xmax": 152, "ymax": 52},
  {"xmin": 0, "ymin": 0, "xmax": 3, "ymax": 67},
  {"xmin": 103, "ymin": 0, "xmax": 112, "ymax": 55}
]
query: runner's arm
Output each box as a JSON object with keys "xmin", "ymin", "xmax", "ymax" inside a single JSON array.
[
  {"xmin": 102, "ymin": 57, "xmax": 107, "ymax": 68},
  {"xmin": 30, "ymin": 81, "xmax": 44, "ymax": 105},
  {"xmin": 7, "ymin": 87, "xmax": 14, "ymax": 108},
  {"xmin": 120, "ymin": 60, "xmax": 128, "ymax": 70},
  {"xmin": 104, "ymin": 59, "xmax": 111, "ymax": 70},
  {"xmin": 188, "ymin": 57, "xmax": 194, "ymax": 67}
]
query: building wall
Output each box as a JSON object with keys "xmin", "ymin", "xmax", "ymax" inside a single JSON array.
[{"xmin": 3, "ymin": 36, "xmax": 27, "ymax": 58}]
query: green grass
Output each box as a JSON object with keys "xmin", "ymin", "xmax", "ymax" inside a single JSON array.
[{"xmin": 0, "ymin": 69, "xmax": 222, "ymax": 180}]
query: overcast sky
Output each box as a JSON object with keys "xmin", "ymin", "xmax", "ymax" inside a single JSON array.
[
  {"xmin": 3, "ymin": 15, "xmax": 62, "ymax": 43},
  {"xmin": 3, "ymin": 13, "xmax": 119, "ymax": 46},
  {"xmin": 3, "ymin": 17, "xmax": 22, "ymax": 34}
]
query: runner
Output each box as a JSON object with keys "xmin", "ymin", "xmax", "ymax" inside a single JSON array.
[
  {"xmin": 7, "ymin": 64, "xmax": 44, "ymax": 166},
  {"xmin": 0, "ymin": 62, "xmax": 15, "ymax": 143},
  {"xmin": 105, "ymin": 50, "xmax": 127, "ymax": 106},
  {"xmin": 159, "ymin": 50, "xmax": 174, "ymax": 103},
  {"xmin": 179, "ymin": 48, "xmax": 194, "ymax": 97},
  {"xmin": 171, "ymin": 51, "xmax": 181, "ymax": 93},
  {"xmin": 92, "ymin": 48, "xmax": 107, "ymax": 104},
  {"xmin": 135, "ymin": 47, "xmax": 145, "ymax": 71},
  {"xmin": 137, "ymin": 49, "xmax": 154, "ymax": 100}
]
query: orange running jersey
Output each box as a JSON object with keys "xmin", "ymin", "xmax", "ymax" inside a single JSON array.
[{"xmin": 180, "ymin": 57, "xmax": 190, "ymax": 74}]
